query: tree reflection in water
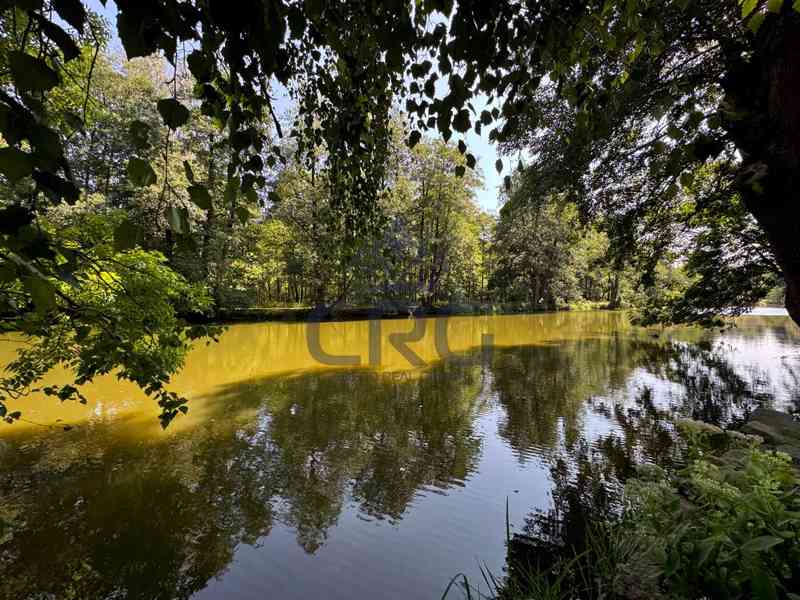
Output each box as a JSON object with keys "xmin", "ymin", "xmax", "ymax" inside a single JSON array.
[
  {"xmin": 0, "ymin": 318, "xmax": 796, "ymax": 600},
  {"xmin": 0, "ymin": 356, "xmax": 485, "ymax": 599},
  {"xmin": 503, "ymin": 334, "xmax": 791, "ymax": 573}
]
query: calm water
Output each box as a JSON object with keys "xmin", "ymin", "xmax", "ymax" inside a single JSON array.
[{"xmin": 1, "ymin": 311, "xmax": 798, "ymax": 600}]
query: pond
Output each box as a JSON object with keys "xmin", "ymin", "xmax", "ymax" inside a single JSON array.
[{"xmin": 1, "ymin": 311, "xmax": 798, "ymax": 600}]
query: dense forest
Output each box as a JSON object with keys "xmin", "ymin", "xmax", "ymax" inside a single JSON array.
[{"xmin": 3, "ymin": 44, "xmax": 627, "ymax": 313}]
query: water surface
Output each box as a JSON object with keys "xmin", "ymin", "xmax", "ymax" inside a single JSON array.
[{"xmin": 1, "ymin": 312, "xmax": 798, "ymax": 599}]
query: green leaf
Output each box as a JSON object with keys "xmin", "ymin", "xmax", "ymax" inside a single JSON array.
[
  {"xmin": 235, "ymin": 206, "xmax": 250, "ymax": 224},
  {"xmin": 696, "ymin": 538, "xmax": 716, "ymax": 565},
  {"xmin": 766, "ymin": 0, "xmax": 783, "ymax": 12},
  {"xmin": 127, "ymin": 158, "xmax": 157, "ymax": 187},
  {"xmin": 188, "ymin": 185, "xmax": 212, "ymax": 210},
  {"xmin": 424, "ymin": 75, "xmax": 437, "ymax": 98},
  {"xmin": 63, "ymin": 111, "xmax": 84, "ymax": 132},
  {"xmin": 32, "ymin": 171, "xmax": 80, "ymax": 204},
  {"xmin": 495, "ymin": 159, "xmax": 503, "ymax": 174},
  {"xmin": 165, "ymin": 206, "xmax": 189, "ymax": 234},
  {"xmin": 466, "ymin": 153, "xmax": 476, "ymax": 169},
  {"xmin": 453, "ymin": 109, "xmax": 470, "ymax": 133},
  {"xmin": 231, "ymin": 128, "xmax": 255, "ymax": 151},
  {"xmin": 751, "ymin": 568, "xmax": 778, "ymax": 600},
  {"xmin": 243, "ymin": 188, "xmax": 258, "ymax": 205},
  {"xmin": 128, "ymin": 120, "xmax": 151, "ymax": 150},
  {"xmin": 117, "ymin": 10, "xmax": 158, "ymax": 58},
  {"xmin": 9, "ymin": 51, "xmax": 60, "ymax": 92},
  {"xmin": 23, "ymin": 276, "xmax": 56, "ymax": 313},
  {"xmin": 0, "ymin": 205, "xmax": 34, "ymax": 234},
  {"xmin": 741, "ymin": 0, "xmax": 758, "ymax": 14},
  {"xmin": 224, "ymin": 176, "xmax": 240, "ymax": 206},
  {"xmin": 28, "ymin": 125, "xmax": 64, "ymax": 170},
  {"xmin": 287, "ymin": 7, "xmax": 306, "ymax": 37},
  {"xmin": 113, "ymin": 219, "xmax": 143, "ymax": 251},
  {"xmin": 38, "ymin": 16, "xmax": 81, "ymax": 61},
  {"xmin": 186, "ymin": 51, "xmax": 213, "ymax": 81},
  {"xmin": 457, "ymin": 139, "xmax": 467, "ymax": 154},
  {"xmin": 408, "ymin": 130, "xmax": 422, "ymax": 148},
  {"xmin": 454, "ymin": 165, "xmax": 465, "ymax": 177},
  {"xmin": 53, "ymin": 0, "xmax": 88, "ymax": 31},
  {"xmin": 183, "ymin": 160, "xmax": 195, "ymax": 183},
  {"xmin": 157, "ymin": 98, "xmax": 190, "ymax": 129},
  {"xmin": 741, "ymin": 535, "xmax": 783, "ymax": 553},
  {"xmin": 0, "ymin": 147, "xmax": 34, "ymax": 183},
  {"xmin": 749, "ymin": 11, "xmax": 767, "ymax": 31},
  {"xmin": 0, "ymin": 261, "xmax": 17, "ymax": 283}
]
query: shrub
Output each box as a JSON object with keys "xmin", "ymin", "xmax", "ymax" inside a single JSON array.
[{"xmin": 625, "ymin": 448, "xmax": 800, "ymax": 599}]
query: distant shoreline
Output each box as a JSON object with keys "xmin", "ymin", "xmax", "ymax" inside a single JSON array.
[
  {"xmin": 184, "ymin": 303, "xmax": 791, "ymax": 325},
  {"xmin": 188, "ymin": 302, "xmax": 612, "ymax": 325}
]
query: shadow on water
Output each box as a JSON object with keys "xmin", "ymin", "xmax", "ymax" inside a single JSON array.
[{"xmin": 0, "ymin": 315, "xmax": 798, "ymax": 599}]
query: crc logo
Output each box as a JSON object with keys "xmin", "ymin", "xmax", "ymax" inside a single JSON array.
[{"xmin": 305, "ymin": 308, "xmax": 494, "ymax": 368}]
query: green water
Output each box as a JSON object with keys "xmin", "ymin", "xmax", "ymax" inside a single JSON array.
[{"xmin": 1, "ymin": 311, "xmax": 798, "ymax": 599}]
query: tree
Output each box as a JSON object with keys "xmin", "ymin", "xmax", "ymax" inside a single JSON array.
[
  {"xmin": 491, "ymin": 186, "xmax": 613, "ymax": 309},
  {"xmin": 266, "ymin": 131, "xmax": 487, "ymax": 308},
  {"xmin": 482, "ymin": 0, "xmax": 800, "ymax": 324},
  {"xmin": 0, "ymin": 196, "xmax": 216, "ymax": 427},
  {"xmin": 0, "ymin": 0, "xmax": 431, "ymax": 420}
]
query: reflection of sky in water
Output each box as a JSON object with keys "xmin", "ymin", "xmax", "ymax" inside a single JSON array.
[{"xmin": 1, "ymin": 313, "xmax": 798, "ymax": 600}]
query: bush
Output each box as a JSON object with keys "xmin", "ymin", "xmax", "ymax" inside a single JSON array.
[{"xmin": 625, "ymin": 447, "xmax": 800, "ymax": 600}]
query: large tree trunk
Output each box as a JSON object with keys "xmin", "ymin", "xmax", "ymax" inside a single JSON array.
[{"xmin": 724, "ymin": 9, "xmax": 800, "ymax": 326}]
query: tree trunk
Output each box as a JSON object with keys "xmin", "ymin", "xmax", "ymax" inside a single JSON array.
[
  {"xmin": 201, "ymin": 133, "xmax": 217, "ymax": 287},
  {"xmin": 724, "ymin": 10, "xmax": 800, "ymax": 326},
  {"xmin": 608, "ymin": 270, "xmax": 621, "ymax": 309}
]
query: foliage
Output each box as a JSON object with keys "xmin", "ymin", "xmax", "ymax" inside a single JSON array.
[
  {"xmin": 266, "ymin": 131, "xmax": 489, "ymax": 307},
  {"xmin": 491, "ymin": 188, "xmax": 619, "ymax": 310},
  {"xmin": 0, "ymin": 198, "xmax": 216, "ymax": 427},
  {"xmin": 626, "ymin": 446, "xmax": 800, "ymax": 599},
  {"xmin": 631, "ymin": 164, "xmax": 782, "ymax": 325},
  {"xmin": 491, "ymin": 0, "xmax": 800, "ymax": 323}
]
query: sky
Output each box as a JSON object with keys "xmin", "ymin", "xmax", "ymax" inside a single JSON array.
[{"xmin": 86, "ymin": 0, "xmax": 503, "ymax": 212}]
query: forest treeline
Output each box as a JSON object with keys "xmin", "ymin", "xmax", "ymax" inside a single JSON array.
[
  {"xmin": 2, "ymin": 39, "xmax": 786, "ymax": 317},
  {"xmin": 18, "ymin": 45, "xmax": 634, "ymax": 314}
]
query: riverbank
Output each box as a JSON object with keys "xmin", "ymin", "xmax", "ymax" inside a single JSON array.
[
  {"xmin": 188, "ymin": 302, "xmax": 788, "ymax": 326},
  {"xmin": 479, "ymin": 409, "xmax": 800, "ymax": 600},
  {"xmin": 191, "ymin": 301, "xmax": 612, "ymax": 325}
]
